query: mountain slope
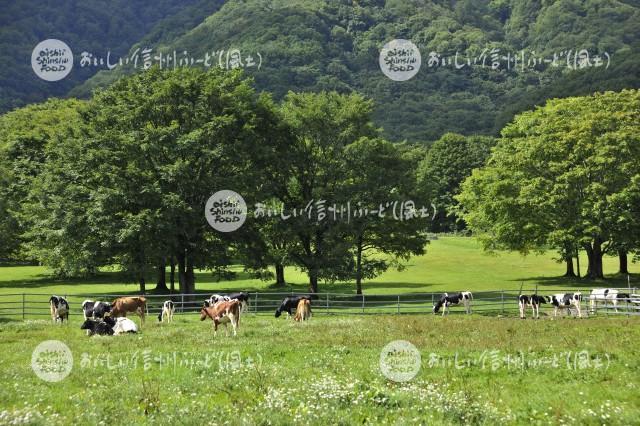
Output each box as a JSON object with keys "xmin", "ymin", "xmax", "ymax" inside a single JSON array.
[
  {"xmin": 0, "ymin": 0, "xmax": 225, "ymax": 112},
  {"xmin": 6, "ymin": 0, "xmax": 640, "ymax": 143}
]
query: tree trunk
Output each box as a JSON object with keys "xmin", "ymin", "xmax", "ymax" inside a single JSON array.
[
  {"xmin": 155, "ymin": 258, "xmax": 168, "ymax": 291},
  {"xmin": 619, "ymin": 249, "xmax": 629, "ymax": 274},
  {"xmin": 185, "ymin": 252, "xmax": 196, "ymax": 294},
  {"xmin": 169, "ymin": 257, "xmax": 175, "ymax": 293},
  {"xmin": 275, "ymin": 262, "xmax": 285, "ymax": 286},
  {"xmin": 309, "ymin": 268, "xmax": 318, "ymax": 293},
  {"xmin": 139, "ymin": 276, "xmax": 146, "ymax": 294},
  {"xmin": 584, "ymin": 239, "xmax": 605, "ymax": 279},
  {"xmin": 177, "ymin": 251, "xmax": 187, "ymax": 293},
  {"xmin": 355, "ymin": 235, "xmax": 363, "ymax": 295},
  {"xmin": 563, "ymin": 256, "xmax": 576, "ymax": 277}
]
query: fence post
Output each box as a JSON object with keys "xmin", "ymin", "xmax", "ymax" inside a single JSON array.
[
  {"xmin": 501, "ymin": 290, "xmax": 505, "ymax": 315},
  {"xmin": 397, "ymin": 295, "xmax": 400, "ymax": 314},
  {"xmin": 22, "ymin": 293, "xmax": 25, "ymax": 320},
  {"xmin": 181, "ymin": 293, "xmax": 184, "ymax": 314},
  {"xmin": 362, "ymin": 294, "xmax": 365, "ymax": 313},
  {"xmin": 255, "ymin": 292, "xmax": 259, "ymax": 314},
  {"xmin": 326, "ymin": 293, "xmax": 329, "ymax": 314},
  {"xmin": 627, "ymin": 275, "xmax": 631, "ymax": 317}
]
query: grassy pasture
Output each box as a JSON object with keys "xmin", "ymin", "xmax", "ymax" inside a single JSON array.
[
  {"xmin": 1, "ymin": 236, "xmax": 639, "ymax": 425},
  {"xmin": 0, "ymin": 315, "xmax": 639, "ymax": 425}
]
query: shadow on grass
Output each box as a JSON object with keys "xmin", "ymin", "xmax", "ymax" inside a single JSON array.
[
  {"xmin": 511, "ymin": 273, "xmax": 639, "ymax": 289},
  {"xmin": 262, "ymin": 281, "xmax": 437, "ymax": 295}
]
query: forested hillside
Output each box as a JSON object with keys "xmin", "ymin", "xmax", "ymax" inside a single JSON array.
[
  {"xmin": 0, "ymin": 0, "xmax": 224, "ymax": 112},
  {"xmin": 70, "ymin": 0, "xmax": 640, "ymax": 143}
]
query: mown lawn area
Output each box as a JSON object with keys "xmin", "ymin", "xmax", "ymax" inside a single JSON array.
[{"xmin": 1, "ymin": 237, "xmax": 637, "ymax": 298}]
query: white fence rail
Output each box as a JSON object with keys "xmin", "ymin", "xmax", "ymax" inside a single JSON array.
[{"xmin": 1, "ymin": 289, "xmax": 639, "ymax": 320}]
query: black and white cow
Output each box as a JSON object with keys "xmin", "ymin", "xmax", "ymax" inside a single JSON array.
[
  {"xmin": 589, "ymin": 289, "xmax": 630, "ymax": 313},
  {"xmin": 49, "ymin": 296, "xmax": 69, "ymax": 323},
  {"xmin": 275, "ymin": 295, "xmax": 312, "ymax": 318},
  {"xmin": 433, "ymin": 292, "xmax": 473, "ymax": 316},
  {"xmin": 157, "ymin": 300, "xmax": 175, "ymax": 323},
  {"xmin": 550, "ymin": 293, "xmax": 583, "ymax": 318},
  {"xmin": 80, "ymin": 318, "xmax": 115, "ymax": 336},
  {"xmin": 81, "ymin": 300, "xmax": 111, "ymax": 320},
  {"xmin": 518, "ymin": 294, "xmax": 548, "ymax": 319},
  {"xmin": 205, "ymin": 292, "xmax": 249, "ymax": 312}
]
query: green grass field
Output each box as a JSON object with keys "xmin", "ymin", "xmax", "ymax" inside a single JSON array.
[
  {"xmin": 1, "ymin": 236, "xmax": 637, "ymax": 297},
  {"xmin": 1, "ymin": 236, "xmax": 639, "ymax": 425}
]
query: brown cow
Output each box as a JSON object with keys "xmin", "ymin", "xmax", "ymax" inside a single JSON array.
[
  {"xmin": 111, "ymin": 296, "xmax": 147, "ymax": 325},
  {"xmin": 200, "ymin": 300, "xmax": 240, "ymax": 337},
  {"xmin": 294, "ymin": 298, "xmax": 311, "ymax": 322}
]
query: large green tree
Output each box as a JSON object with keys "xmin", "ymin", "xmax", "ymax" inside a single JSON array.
[
  {"xmin": 27, "ymin": 67, "xmax": 282, "ymax": 291},
  {"xmin": 0, "ymin": 99, "xmax": 85, "ymax": 266},
  {"xmin": 417, "ymin": 132, "xmax": 494, "ymax": 232},
  {"xmin": 343, "ymin": 137, "xmax": 430, "ymax": 294},
  {"xmin": 457, "ymin": 89, "xmax": 640, "ymax": 279},
  {"xmin": 278, "ymin": 91, "xmax": 378, "ymax": 293}
]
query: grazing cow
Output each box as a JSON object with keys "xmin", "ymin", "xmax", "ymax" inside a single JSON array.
[
  {"xmin": 111, "ymin": 296, "xmax": 147, "ymax": 324},
  {"xmin": 92, "ymin": 301, "xmax": 111, "ymax": 319},
  {"xmin": 294, "ymin": 298, "xmax": 311, "ymax": 322},
  {"xmin": 205, "ymin": 294, "xmax": 228, "ymax": 306},
  {"xmin": 49, "ymin": 296, "xmax": 69, "ymax": 323},
  {"xmin": 82, "ymin": 300, "xmax": 111, "ymax": 320},
  {"xmin": 205, "ymin": 292, "xmax": 250, "ymax": 313},
  {"xmin": 275, "ymin": 296, "xmax": 312, "ymax": 318},
  {"xmin": 433, "ymin": 292, "xmax": 473, "ymax": 316},
  {"xmin": 200, "ymin": 300, "xmax": 241, "ymax": 337},
  {"xmin": 227, "ymin": 292, "xmax": 250, "ymax": 313},
  {"xmin": 157, "ymin": 300, "xmax": 175, "ymax": 323},
  {"xmin": 80, "ymin": 318, "xmax": 114, "ymax": 336},
  {"xmin": 518, "ymin": 294, "xmax": 549, "ymax": 319},
  {"xmin": 589, "ymin": 289, "xmax": 630, "ymax": 313},
  {"xmin": 550, "ymin": 293, "xmax": 583, "ymax": 318}
]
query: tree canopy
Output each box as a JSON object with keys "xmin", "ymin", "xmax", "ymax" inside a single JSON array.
[{"xmin": 457, "ymin": 89, "xmax": 640, "ymax": 279}]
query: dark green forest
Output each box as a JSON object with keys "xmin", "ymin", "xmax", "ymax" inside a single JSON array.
[{"xmin": 2, "ymin": 0, "xmax": 639, "ymax": 143}]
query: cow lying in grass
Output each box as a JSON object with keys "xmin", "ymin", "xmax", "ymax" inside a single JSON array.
[
  {"xmin": 275, "ymin": 295, "xmax": 312, "ymax": 318},
  {"xmin": 205, "ymin": 292, "xmax": 249, "ymax": 313},
  {"xmin": 49, "ymin": 296, "xmax": 69, "ymax": 323},
  {"xmin": 433, "ymin": 292, "xmax": 473, "ymax": 316},
  {"xmin": 81, "ymin": 318, "xmax": 114, "ymax": 336},
  {"xmin": 111, "ymin": 296, "xmax": 147, "ymax": 325},
  {"xmin": 157, "ymin": 300, "xmax": 175, "ymax": 323},
  {"xmin": 294, "ymin": 298, "xmax": 311, "ymax": 322},
  {"xmin": 550, "ymin": 293, "xmax": 583, "ymax": 318},
  {"xmin": 200, "ymin": 300, "xmax": 241, "ymax": 337},
  {"xmin": 518, "ymin": 294, "xmax": 548, "ymax": 319},
  {"xmin": 81, "ymin": 300, "xmax": 111, "ymax": 320},
  {"xmin": 589, "ymin": 289, "xmax": 630, "ymax": 313},
  {"xmin": 80, "ymin": 316, "xmax": 138, "ymax": 336}
]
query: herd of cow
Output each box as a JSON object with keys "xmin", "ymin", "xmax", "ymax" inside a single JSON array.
[
  {"xmin": 435, "ymin": 289, "xmax": 636, "ymax": 319},
  {"xmin": 46, "ymin": 288, "xmax": 637, "ymax": 336},
  {"xmin": 47, "ymin": 293, "xmax": 313, "ymax": 337}
]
